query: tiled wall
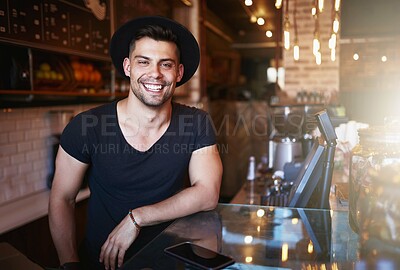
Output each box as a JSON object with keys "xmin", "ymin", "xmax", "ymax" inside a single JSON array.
[{"xmin": 0, "ymin": 103, "xmax": 98, "ymax": 205}]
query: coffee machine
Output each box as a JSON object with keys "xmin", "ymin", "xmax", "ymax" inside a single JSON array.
[{"xmin": 268, "ymin": 105, "xmax": 305, "ymax": 172}]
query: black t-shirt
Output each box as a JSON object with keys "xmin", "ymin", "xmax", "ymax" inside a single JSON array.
[{"xmin": 60, "ymin": 101, "xmax": 216, "ymax": 264}]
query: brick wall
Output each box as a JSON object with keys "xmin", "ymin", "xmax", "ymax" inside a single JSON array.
[
  {"xmin": 283, "ymin": 0, "xmax": 340, "ymax": 99},
  {"xmin": 0, "ymin": 104, "xmax": 97, "ymax": 205}
]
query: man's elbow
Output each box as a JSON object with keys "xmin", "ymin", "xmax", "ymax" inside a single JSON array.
[{"xmin": 201, "ymin": 189, "xmax": 220, "ymax": 211}]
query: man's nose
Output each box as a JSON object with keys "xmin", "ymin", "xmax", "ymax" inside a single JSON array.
[{"xmin": 147, "ymin": 64, "xmax": 163, "ymax": 78}]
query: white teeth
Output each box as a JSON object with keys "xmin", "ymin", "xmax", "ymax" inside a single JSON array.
[{"xmin": 144, "ymin": 83, "xmax": 162, "ymax": 91}]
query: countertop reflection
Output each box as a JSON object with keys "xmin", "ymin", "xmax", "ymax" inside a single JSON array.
[{"xmin": 123, "ymin": 203, "xmax": 400, "ymax": 269}]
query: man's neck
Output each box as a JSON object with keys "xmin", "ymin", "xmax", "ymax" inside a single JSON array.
[{"xmin": 119, "ymin": 95, "xmax": 172, "ymax": 130}]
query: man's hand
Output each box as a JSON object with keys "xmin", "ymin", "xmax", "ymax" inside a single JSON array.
[{"xmin": 99, "ymin": 215, "xmax": 139, "ymax": 270}]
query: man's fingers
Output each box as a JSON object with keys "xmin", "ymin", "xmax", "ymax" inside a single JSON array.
[
  {"xmin": 102, "ymin": 240, "xmax": 115, "ymax": 269},
  {"xmin": 99, "ymin": 238, "xmax": 110, "ymax": 262},
  {"xmin": 118, "ymin": 249, "xmax": 126, "ymax": 268},
  {"xmin": 108, "ymin": 246, "xmax": 119, "ymax": 270}
]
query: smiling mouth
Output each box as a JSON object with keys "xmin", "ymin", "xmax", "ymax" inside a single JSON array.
[{"xmin": 142, "ymin": 83, "xmax": 163, "ymax": 92}]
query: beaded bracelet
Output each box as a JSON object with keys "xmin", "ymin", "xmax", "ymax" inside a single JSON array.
[{"xmin": 128, "ymin": 209, "xmax": 141, "ymax": 232}]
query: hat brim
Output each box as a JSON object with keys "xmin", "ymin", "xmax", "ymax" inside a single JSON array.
[{"xmin": 110, "ymin": 16, "xmax": 200, "ymax": 88}]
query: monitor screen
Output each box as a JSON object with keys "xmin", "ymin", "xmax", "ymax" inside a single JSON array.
[{"xmin": 287, "ymin": 137, "xmax": 325, "ymax": 208}]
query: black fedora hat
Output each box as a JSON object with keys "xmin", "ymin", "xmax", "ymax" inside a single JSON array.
[{"xmin": 110, "ymin": 16, "xmax": 200, "ymax": 87}]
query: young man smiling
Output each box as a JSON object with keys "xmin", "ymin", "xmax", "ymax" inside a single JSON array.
[{"xmin": 49, "ymin": 16, "xmax": 222, "ymax": 270}]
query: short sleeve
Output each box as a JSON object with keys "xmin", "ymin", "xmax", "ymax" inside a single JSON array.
[
  {"xmin": 193, "ymin": 111, "xmax": 217, "ymax": 150},
  {"xmin": 60, "ymin": 112, "xmax": 91, "ymax": 164}
]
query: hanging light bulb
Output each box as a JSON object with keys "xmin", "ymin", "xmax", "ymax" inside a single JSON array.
[
  {"xmin": 313, "ymin": 33, "xmax": 320, "ymax": 56},
  {"xmin": 316, "ymin": 51, "xmax": 322, "ymax": 65},
  {"xmin": 334, "ymin": 0, "xmax": 341, "ymax": 12},
  {"xmin": 284, "ymin": 18, "xmax": 290, "ymax": 50},
  {"xmin": 331, "ymin": 48, "xmax": 336, "ymax": 61},
  {"xmin": 318, "ymin": 0, "xmax": 324, "ymax": 12},
  {"xmin": 333, "ymin": 14, "xmax": 340, "ymax": 33},
  {"xmin": 284, "ymin": 30, "xmax": 290, "ymax": 50},
  {"xmin": 275, "ymin": 0, "xmax": 283, "ymax": 9},
  {"xmin": 294, "ymin": 41, "xmax": 300, "ymax": 61},
  {"xmin": 329, "ymin": 33, "xmax": 336, "ymax": 49},
  {"xmin": 293, "ymin": 0, "xmax": 299, "ymax": 61},
  {"xmin": 311, "ymin": 6, "xmax": 317, "ymax": 17},
  {"xmin": 266, "ymin": 30, "xmax": 273, "ymax": 38},
  {"xmin": 257, "ymin": 17, "xmax": 265, "ymax": 25},
  {"xmin": 244, "ymin": 0, "xmax": 253, "ymax": 6}
]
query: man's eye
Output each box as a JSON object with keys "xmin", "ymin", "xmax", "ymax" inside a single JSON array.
[
  {"xmin": 137, "ymin": 60, "xmax": 149, "ymax": 65},
  {"xmin": 161, "ymin": 62, "xmax": 173, "ymax": 69}
]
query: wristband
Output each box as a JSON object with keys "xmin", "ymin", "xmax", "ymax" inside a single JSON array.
[{"xmin": 128, "ymin": 209, "xmax": 141, "ymax": 231}]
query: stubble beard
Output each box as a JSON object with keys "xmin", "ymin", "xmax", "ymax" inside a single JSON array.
[{"xmin": 131, "ymin": 78, "xmax": 174, "ymax": 107}]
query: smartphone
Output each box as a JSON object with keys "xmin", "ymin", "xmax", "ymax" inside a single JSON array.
[{"xmin": 164, "ymin": 242, "xmax": 235, "ymax": 270}]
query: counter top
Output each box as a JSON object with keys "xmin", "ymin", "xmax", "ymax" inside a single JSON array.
[
  {"xmin": 230, "ymin": 169, "xmax": 349, "ymax": 211},
  {"xmin": 0, "ymin": 188, "xmax": 90, "ymax": 235},
  {"xmin": 124, "ymin": 203, "xmax": 398, "ymax": 269}
]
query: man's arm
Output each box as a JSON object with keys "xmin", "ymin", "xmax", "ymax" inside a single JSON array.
[
  {"xmin": 49, "ymin": 146, "xmax": 89, "ymax": 265},
  {"xmin": 100, "ymin": 144, "xmax": 223, "ymax": 269}
]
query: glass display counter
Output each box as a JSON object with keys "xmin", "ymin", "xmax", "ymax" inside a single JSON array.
[{"xmin": 123, "ymin": 203, "xmax": 384, "ymax": 269}]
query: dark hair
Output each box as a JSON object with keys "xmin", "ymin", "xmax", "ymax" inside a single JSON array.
[{"xmin": 129, "ymin": 25, "xmax": 181, "ymax": 61}]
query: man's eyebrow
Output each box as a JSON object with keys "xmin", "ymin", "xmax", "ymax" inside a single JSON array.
[
  {"xmin": 133, "ymin": 55, "xmax": 176, "ymax": 63},
  {"xmin": 133, "ymin": 55, "xmax": 150, "ymax": 60}
]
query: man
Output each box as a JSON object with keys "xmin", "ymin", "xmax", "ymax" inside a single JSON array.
[{"xmin": 49, "ymin": 16, "xmax": 222, "ymax": 270}]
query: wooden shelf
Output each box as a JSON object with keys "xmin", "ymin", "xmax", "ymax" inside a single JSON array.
[{"xmin": 0, "ymin": 89, "xmax": 128, "ymax": 98}]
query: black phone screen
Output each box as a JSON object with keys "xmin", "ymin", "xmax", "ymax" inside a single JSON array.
[{"xmin": 164, "ymin": 242, "xmax": 235, "ymax": 270}]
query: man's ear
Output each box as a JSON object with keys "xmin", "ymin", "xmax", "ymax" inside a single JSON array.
[
  {"xmin": 176, "ymin": 64, "xmax": 184, "ymax": 83},
  {"xmin": 123, "ymin": 58, "xmax": 131, "ymax": 77}
]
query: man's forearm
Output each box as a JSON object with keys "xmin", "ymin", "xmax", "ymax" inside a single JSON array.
[
  {"xmin": 49, "ymin": 198, "xmax": 79, "ymax": 264},
  {"xmin": 133, "ymin": 183, "xmax": 219, "ymax": 227}
]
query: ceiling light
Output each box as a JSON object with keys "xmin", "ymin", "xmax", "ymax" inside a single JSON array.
[
  {"xmin": 244, "ymin": 0, "xmax": 253, "ymax": 7},
  {"xmin": 334, "ymin": 0, "xmax": 341, "ymax": 12},
  {"xmin": 257, "ymin": 209, "xmax": 265, "ymax": 217},
  {"xmin": 257, "ymin": 17, "xmax": 265, "ymax": 25},
  {"xmin": 316, "ymin": 51, "xmax": 322, "ymax": 65},
  {"xmin": 250, "ymin": 15, "xmax": 257, "ymax": 23},
  {"xmin": 381, "ymin": 56, "xmax": 387, "ymax": 62},
  {"xmin": 311, "ymin": 6, "xmax": 316, "ymax": 16},
  {"xmin": 353, "ymin": 53, "xmax": 359, "ymax": 61},
  {"xmin": 332, "ymin": 14, "xmax": 340, "ymax": 33},
  {"xmin": 244, "ymin": 235, "xmax": 253, "ymax": 244},
  {"xmin": 313, "ymin": 36, "xmax": 320, "ymax": 56},
  {"xmin": 283, "ymin": 17, "xmax": 290, "ymax": 50},
  {"xmin": 329, "ymin": 33, "xmax": 336, "ymax": 49},
  {"xmin": 331, "ymin": 48, "xmax": 336, "ymax": 61},
  {"xmin": 294, "ymin": 42, "xmax": 300, "ymax": 61},
  {"xmin": 275, "ymin": 0, "xmax": 283, "ymax": 9},
  {"xmin": 266, "ymin": 30, "xmax": 273, "ymax": 38},
  {"xmin": 318, "ymin": 0, "xmax": 324, "ymax": 12}
]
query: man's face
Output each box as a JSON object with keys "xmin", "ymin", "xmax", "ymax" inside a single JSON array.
[{"xmin": 123, "ymin": 37, "xmax": 184, "ymax": 107}]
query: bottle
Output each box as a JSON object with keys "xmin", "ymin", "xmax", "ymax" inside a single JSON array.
[{"xmin": 246, "ymin": 156, "xmax": 256, "ymax": 204}]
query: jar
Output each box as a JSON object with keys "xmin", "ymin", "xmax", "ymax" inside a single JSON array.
[
  {"xmin": 349, "ymin": 126, "xmax": 400, "ymax": 234},
  {"xmin": 357, "ymin": 164, "xmax": 400, "ymax": 260},
  {"xmin": 349, "ymin": 125, "xmax": 400, "ymax": 244}
]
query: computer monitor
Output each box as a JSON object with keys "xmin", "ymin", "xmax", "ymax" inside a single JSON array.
[
  {"xmin": 287, "ymin": 137, "xmax": 325, "ymax": 208},
  {"xmin": 315, "ymin": 109, "xmax": 338, "ymax": 209},
  {"xmin": 287, "ymin": 109, "xmax": 337, "ymax": 209}
]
